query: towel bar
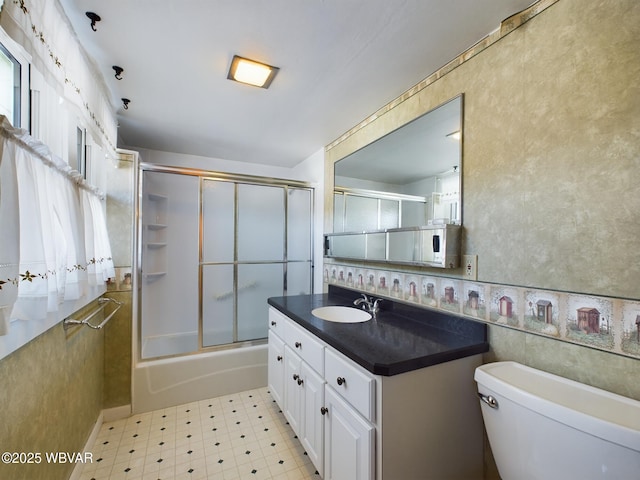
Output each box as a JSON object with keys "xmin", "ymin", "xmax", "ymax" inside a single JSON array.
[{"xmin": 63, "ymin": 297, "xmax": 123, "ymax": 330}]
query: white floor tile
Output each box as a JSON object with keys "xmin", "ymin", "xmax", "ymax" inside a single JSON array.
[{"xmin": 77, "ymin": 387, "xmax": 319, "ymax": 479}]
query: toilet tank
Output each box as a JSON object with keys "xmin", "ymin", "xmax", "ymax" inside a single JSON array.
[{"xmin": 475, "ymin": 361, "xmax": 640, "ymax": 480}]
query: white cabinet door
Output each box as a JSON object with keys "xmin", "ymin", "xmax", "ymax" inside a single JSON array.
[
  {"xmin": 324, "ymin": 386, "xmax": 375, "ymax": 480},
  {"xmin": 267, "ymin": 331, "xmax": 285, "ymax": 408},
  {"xmin": 283, "ymin": 345, "xmax": 303, "ymax": 434},
  {"xmin": 300, "ymin": 362, "xmax": 325, "ymax": 477}
]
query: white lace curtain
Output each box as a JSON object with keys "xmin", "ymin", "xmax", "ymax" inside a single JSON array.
[{"xmin": 0, "ymin": 115, "xmax": 114, "ymax": 334}]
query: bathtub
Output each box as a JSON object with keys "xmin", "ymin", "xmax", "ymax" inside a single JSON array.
[{"xmin": 132, "ymin": 343, "xmax": 268, "ymax": 413}]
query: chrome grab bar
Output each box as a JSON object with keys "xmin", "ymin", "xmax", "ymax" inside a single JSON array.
[
  {"xmin": 478, "ymin": 392, "xmax": 499, "ymax": 409},
  {"xmin": 63, "ymin": 297, "xmax": 123, "ymax": 330}
]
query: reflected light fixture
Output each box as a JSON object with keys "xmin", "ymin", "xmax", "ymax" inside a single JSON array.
[
  {"xmin": 446, "ymin": 130, "xmax": 461, "ymax": 140},
  {"xmin": 227, "ymin": 55, "xmax": 279, "ymax": 89}
]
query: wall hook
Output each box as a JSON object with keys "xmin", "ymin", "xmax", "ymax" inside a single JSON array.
[
  {"xmin": 85, "ymin": 12, "xmax": 101, "ymax": 32},
  {"xmin": 113, "ymin": 66, "xmax": 124, "ymax": 80},
  {"xmin": 122, "ymin": 98, "xmax": 131, "ymax": 110}
]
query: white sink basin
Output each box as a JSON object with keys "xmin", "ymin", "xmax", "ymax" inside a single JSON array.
[{"xmin": 311, "ymin": 306, "xmax": 372, "ymax": 323}]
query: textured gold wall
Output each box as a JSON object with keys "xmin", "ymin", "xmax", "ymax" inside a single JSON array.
[
  {"xmin": 325, "ymin": 2, "xmax": 640, "ymax": 475},
  {"xmin": 0, "ymin": 302, "xmax": 104, "ymax": 480},
  {"xmin": 326, "ymin": 0, "xmax": 640, "ymax": 300},
  {"xmin": 103, "ymin": 291, "xmax": 132, "ymax": 408},
  {"xmin": 103, "ymin": 151, "xmax": 136, "ymax": 408}
]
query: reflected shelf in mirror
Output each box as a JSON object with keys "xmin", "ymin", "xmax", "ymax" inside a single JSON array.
[
  {"xmin": 333, "ymin": 94, "xmax": 463, "ymax": 234},
  {"xmin": 324, "ymin": 224, "xmax": 461, "ymax": 269}
]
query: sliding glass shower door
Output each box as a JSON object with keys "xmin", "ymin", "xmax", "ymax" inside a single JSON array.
[
  {"xmin": 235, "ymin": 183, "xmax": 286, "ymax": 342},
  {"xmin": 139, "ymin": 167, "xmax": 313, "ymax": 358},
  {"xmin": 202, "ymin": 179, "xmax": 313, "ymax": 347},
  {"xmin": 139, "ymin": 170, "xmax": 200, "ymax": 359},
  {"xmin": 138, "ymin": 168, "xmax": 313, "ymax": 359}
]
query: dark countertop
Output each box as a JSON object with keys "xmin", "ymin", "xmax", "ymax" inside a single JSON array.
[{"xmin": 268, "ymin": 285, "xmax": 489, "ymax": 376}]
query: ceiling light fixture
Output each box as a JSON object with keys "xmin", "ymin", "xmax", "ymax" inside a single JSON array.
[
  {"xmin": 113, "ymin": 66, "xmax": 124, "ymax": 80},
  {"xmin": 85, "ymin": 12, "xmax": 101, "ymax": 32},
  {"xmin": 227, "ymin": 55, "xmax": 279, "ymax": 89}
]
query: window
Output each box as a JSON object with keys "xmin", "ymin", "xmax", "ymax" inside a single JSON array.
[
  {"xmin": 75, "ymin": 126, "xmax": 87, "ymax": 177},
  {"xmin": 0, "ymin": 28, "xmax": 30, "ymax": 129},
  {"xmin": 0, "ymin": 41, "xmax": 21, "ymax": 126}
]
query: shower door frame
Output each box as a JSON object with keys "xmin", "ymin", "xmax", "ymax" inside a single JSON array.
[{"xmin": 134, "ymin": 163, "xmax": 315, "ymax": 362}]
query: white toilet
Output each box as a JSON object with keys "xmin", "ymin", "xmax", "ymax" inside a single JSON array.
[{"xmin": 475, "ymin": 361, "xmax": 640, "ymax": 479}]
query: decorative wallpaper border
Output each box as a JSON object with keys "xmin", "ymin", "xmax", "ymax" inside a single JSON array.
[{"xmin": 323, "ymin": 260, "xmax": 640, "ymax": 360}]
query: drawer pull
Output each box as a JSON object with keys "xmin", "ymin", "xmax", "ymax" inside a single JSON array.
[
  {"xmin": 276, "ymin": 355, "xmax": 283, "ymax": 362},
  {"xmin": 295, "ymin": 341, "xmax": 302, "ymax": 349},
  {"xmin": 320, "ymin": 407, "xmax": 328, "ymax": 415},
  {"xmin": 293, "ymin": 373, "xmax": 299, "ymax": 381},
  {"xmin": 336, "ymin": 376, "xmax": 346, "ymax": 386},
  {"xmin": 271, "ymin": 321, "xmax": 277, "ymax": 326},
  {"xmin": 297, "ymin": 378, "xmax": 304, "ymax": 386}
]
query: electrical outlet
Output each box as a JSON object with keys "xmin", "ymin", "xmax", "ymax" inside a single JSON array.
[{"xmin": 463, "ymin": 254, "xmax": 478, "ymax": 281}]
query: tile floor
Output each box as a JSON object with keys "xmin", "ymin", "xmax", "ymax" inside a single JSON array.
[{"xmin": 78, "ymin": 387, "xmax": 320, "ymax": 480}]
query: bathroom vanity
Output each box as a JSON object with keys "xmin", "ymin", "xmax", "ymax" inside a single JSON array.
[{"xmin": 267, "ymin": 286, "xmax": 489, "ymax": 480}]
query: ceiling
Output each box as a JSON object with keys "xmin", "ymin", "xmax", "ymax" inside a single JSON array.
[{"xmin": 59, "ymin": 0, "xmax": 534, "ymax": 168}]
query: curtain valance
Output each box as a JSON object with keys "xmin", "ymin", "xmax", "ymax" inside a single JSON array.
[
  {"xmin": 0, "ymin": 0, "xmax": 117, "ymax": 154},
  {"xmin": 0, "ymin": 115, "xmax": 114, "ymax": 334}
]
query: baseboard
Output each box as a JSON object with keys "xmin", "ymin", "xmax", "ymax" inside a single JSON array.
[
  {"xmin": 69, "ymin": 404, "xmax": 131, "ymax": 480},
  {"xmin": 103, "ymin": 404, "xmax": 131, "ymax": 422},
  {"xmin": 68, "ymin": 411, "xmax": 103, "ymax": 480}
]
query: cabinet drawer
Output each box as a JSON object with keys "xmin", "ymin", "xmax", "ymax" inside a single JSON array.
[
  {"xmin": 325, "ymin": 348, "xmax": 375, "ymax": 422},
  {"xmin": 268, "ymin": 307, "xmax": 287, "ymax": 338},
  {"xmin": 284, "ymin": 320, "xmax": 325, "ymax": 375}
]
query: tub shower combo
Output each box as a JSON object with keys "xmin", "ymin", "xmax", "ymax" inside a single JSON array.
[{"xmin": 132, "ymin": 165, "xmax": 314, "ymax": 412}]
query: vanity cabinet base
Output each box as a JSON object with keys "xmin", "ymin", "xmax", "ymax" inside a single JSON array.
[
  {"xmin": 377, "ymin": 353, "xmax": 484, "ymax": 480},
  {"xmin": 268, "ymin": 306, "xmax": 484, "ymax": 480}
]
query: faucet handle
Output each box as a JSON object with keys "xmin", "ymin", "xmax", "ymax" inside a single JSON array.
[
  {"xmin": 372, "ymin": 298, "xmax": 383, "ymax": 313},
  {"xmin": 353, "ymin": 293, "xmax": 370, "ymax": 307}
]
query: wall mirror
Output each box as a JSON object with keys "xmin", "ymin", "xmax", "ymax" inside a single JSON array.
[{"xmin": 333, "ymin": 94, "xmax": 463, "ymax": 233}]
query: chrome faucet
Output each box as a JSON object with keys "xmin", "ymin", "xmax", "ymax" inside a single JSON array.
[{"xmin": 353, "ymin": 293, "xmax": 383, "ymax": 315}]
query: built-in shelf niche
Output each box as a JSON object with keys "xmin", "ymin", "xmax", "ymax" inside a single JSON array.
[{"xmin": 143, "ymin": 193, "xmax": 168, "ymax": 278}]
